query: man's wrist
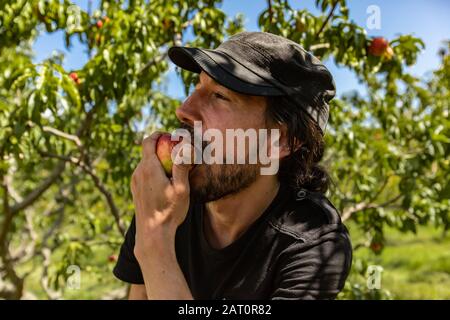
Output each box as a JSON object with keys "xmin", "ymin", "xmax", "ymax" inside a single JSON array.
[{"xmin": 134, "ymin": 223, "xmax": 177, "ymax": 262}]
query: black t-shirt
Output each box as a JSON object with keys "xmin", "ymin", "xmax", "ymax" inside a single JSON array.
[{"xmin": 113, "ymin": 183, "xmax": 352, "ymax": 299}]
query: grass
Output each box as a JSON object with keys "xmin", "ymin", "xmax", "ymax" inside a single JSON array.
[
  {"xmin": 347, "ymin": 223, "xmax": 450, "ymax": 299},
  {"xmin": 19, "ymin": 245, "xmax": 127, "ymax": 300}
]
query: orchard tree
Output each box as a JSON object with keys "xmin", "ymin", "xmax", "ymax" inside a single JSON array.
[
  {"xmin": 0, "ymin": 0, "xmax": 448, "ymax": 299},
  {"xmin": 0, "ymin": 0, "xmax": 244, "ymax": 299}
]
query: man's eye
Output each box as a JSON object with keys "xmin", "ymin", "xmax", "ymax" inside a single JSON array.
[{"xmin": 213, "ymin": 92, "xmax": 228, "ymax": 101}]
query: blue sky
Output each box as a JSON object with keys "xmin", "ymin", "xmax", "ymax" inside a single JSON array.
[{"xmin": 33, "ymin": 0, "xmax": 450, "ymax": 99}]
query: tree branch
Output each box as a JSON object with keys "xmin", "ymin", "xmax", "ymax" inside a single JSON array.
[
  {"xmin": 342, "ymin": 194, "xmax": 403, "ymax": 222},
  {"xmin": 12, "ymin": 209, "xmax": 38, "ymax": 262},
  {"xmin": 368, "ymin": 175, "xmax": 392, "ymax": 204},
  {"xmin": 42, "ymin": 126, "xmax": 82, "ymax": 147},
  {"xmin": 0, "ymin": 180, "xmax": 24, "ymax": 299},
  {"xmin": 38, "ymin": 151, "xmax": 126, "ymax": 235},
  {"xmin": 10, "ymin": 161, "xmax": 66, "ymax": 214},
  {"xmin": 40, "ymin": 248, "xmax": 62, "ymax": 300},
  {"xmin": 83, "ymin": 163, "xmax": 126, "ymax": 235},
  {"xmin": 315, "ymin": 0, "xmax": 339, "ymax": 39},
  {"xmin": 138, "ymin": 52, "xmax": 168, "ymax": 75},
  {"xmin": 341, "ymin": 175, "xmax": 393, "ymax": 221},
  {"xmin": 267, "ymin": 0, "xmax": 274, "ymax": 23},
  {"xmin": 309, "ymin": 43, "xmax": 330, "ymax": 51},
  {"xmin": 0, "ymin": 179, "xmax": 12, "ymax": 252},
  {"xmin": 8, "ymin": 104, "xmax": 97, "ymax": 214}
]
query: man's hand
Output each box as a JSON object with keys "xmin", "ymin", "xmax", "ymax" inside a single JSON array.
[
  {"xmin": 130, "ymin": 132, "xmax": 194, "ymax": 299},
  {"xmin": 131, "ymin": 131, "xmax": 192, "ymax": 258}
]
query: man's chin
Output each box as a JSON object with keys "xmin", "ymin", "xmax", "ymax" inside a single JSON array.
[
  {"xmin": 187, "ymin": 163, "xmax": 260, "ymax": 204},
  {"xmin": 188, "ymin": 164, "xmax": 221, "ymax": 203}
]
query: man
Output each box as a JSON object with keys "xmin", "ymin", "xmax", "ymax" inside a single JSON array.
[{"xmin": 113, "ymin": 32, "xmax": 352, "ymax": 300}]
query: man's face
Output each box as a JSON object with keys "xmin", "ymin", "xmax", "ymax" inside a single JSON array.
[{"xmin": 176, "ymin": 72, "xmax": 270, "ymax": 203}]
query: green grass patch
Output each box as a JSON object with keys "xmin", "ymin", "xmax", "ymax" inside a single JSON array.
[{"xmin": 347, "ymin": 223, "xmax": 450, "ymax": 299}]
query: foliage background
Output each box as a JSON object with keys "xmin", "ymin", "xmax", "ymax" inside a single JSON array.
[{"xmin": 0, "ymin": 0, "xmax": 448, "ymax": 299}]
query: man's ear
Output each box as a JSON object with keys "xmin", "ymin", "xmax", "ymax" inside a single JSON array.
[{"xmin": 269, "ymin": 123, "xmax": 302, "ymax": 160}]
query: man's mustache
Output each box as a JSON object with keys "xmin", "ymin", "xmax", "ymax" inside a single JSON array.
[{"xmin": 178, "ymin": 122, "xmax": 209, "ymax": 150}]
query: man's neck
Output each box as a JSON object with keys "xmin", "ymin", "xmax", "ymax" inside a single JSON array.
[{"xmin": 203, "ymin": 175, "xmax": 280, "ymax": 249}]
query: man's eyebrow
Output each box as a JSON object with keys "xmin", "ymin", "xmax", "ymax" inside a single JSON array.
[
  {"xmin": 197, "ymin": 73, "xmax": 245, "ymax": 102},
  {"xmin": 199, "ymin": 74, "xmax": 232, "ymax": 93}
]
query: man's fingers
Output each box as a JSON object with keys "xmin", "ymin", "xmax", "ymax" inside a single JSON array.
[
  {"xmin": 138, "ymin": 131, "xmax": 167, "ymax": 180},
  {"xmin": 171, "ymin": 142, "xmax": 193, "ymax": 194},
  {"xmin": 141, "ymin": 131, "xmax": 163, "ymax": 160}
]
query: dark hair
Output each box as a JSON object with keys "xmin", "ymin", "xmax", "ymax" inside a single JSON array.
[{"xmin": 265, "ymin": 95, "xmax": 331, "ymax": 194}]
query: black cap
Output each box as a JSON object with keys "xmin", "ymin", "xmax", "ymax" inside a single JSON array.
[{"xmin": 168, "ymin": 32, "xmax": 336, "ymax": 134}]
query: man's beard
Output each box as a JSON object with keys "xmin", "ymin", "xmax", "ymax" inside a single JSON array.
[
  {"xmin": 178, "ymin": 122, "xmax": 260, "ymax": 203},
  {"xmin": 190, "ymin": 163, "xmax": 259, "ymax": 203}
]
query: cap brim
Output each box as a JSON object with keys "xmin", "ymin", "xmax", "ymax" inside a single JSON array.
[{"xmin": 168, "ymin": 46, "xmax": 284, "ymax": 96}]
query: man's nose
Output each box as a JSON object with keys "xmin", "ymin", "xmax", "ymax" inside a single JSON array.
[{"xmin": 176, "ymin": 93, "xmax": 201, "ymax": 126}]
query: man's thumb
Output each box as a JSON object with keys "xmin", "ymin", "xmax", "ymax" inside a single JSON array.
[{"xmin": 171, "ymin": 142, "xmax": 194, "ymax": 187}]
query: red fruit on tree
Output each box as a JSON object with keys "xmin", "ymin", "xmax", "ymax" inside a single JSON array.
[
  {"xmin": 69, "ymin": 72, "xmax": 78, "ymax": 80},
  {"xmin": 69, "ymin": 72, "xmax": 80, "ymax": 85},
  {"xmin": 96, "ymin": 20, "xmax": 103, "ymax": 28},
  {"xmin": 368, "ymin": 37, "xmax": 389, "ymax": 57},
  {"xmin": 108, "ymin": 254, "xmax": 117, "ymax": 263},
  {"xmin": 370, "ymin": 242, "xmax": 383, "ymax": 253}
]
